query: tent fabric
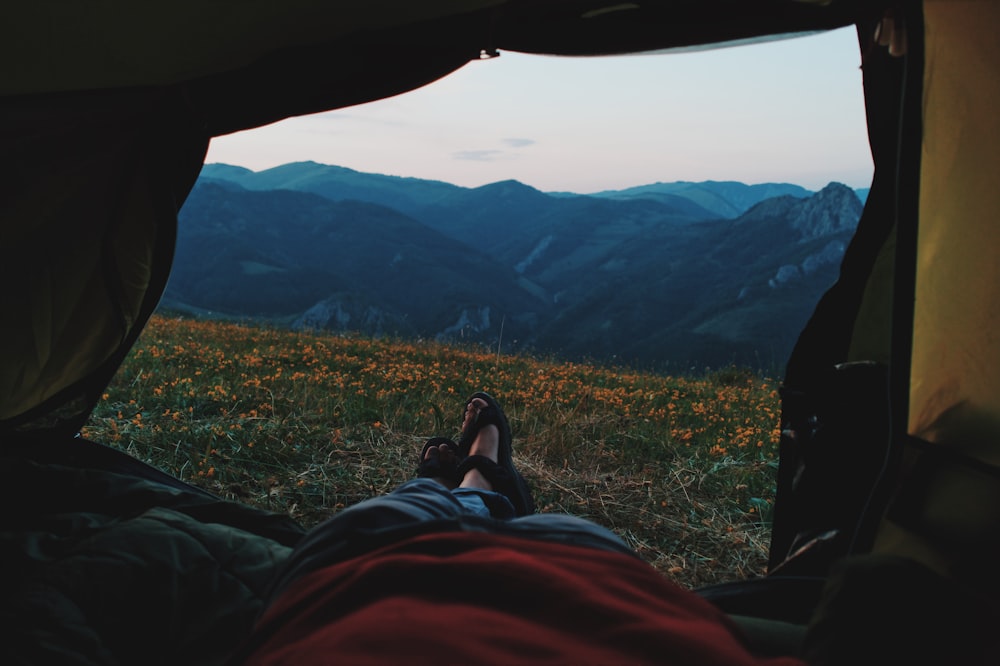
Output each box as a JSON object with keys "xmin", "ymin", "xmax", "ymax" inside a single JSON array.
[
  {"xmin": 767, "ymin": 14, "xmax": 902, "ymax": 572},
  {"xmin": 1, "ymin": 2, "xmax": 871, "ymax": 135},
  {"xmin": 909, "ymin": 1, "xmax": 1000, "ymax": 457},
  {"xmin": 0, "ymin": 89, "xmax": 207, "ymax": 437},
  {"xmin": 0, "ymin": 1, "xmax": 503, "ymax": 96},
  {"xmin": 770, "ymin": 0, "xmax": 1000, "ymax": 608},
  {"xmin": 871, "ymin": 0, "xmax": 1000, "ymax": 594},
  {"xmin": 800, "ymin": 553, "xmax": 1000, "ymax": 665},
  {"xmin": 486, "ymin": 0, "xmax": 867, "ymax": 57},
  {"xmin": 0, "ymin": 1, "xmax": 868, "ymax": 96},
  {"xmin": 781, "ymin": 12, "xmax": 906, "ymax": 390}
]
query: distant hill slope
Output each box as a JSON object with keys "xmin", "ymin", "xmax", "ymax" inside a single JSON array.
[
  {"xmin": 590, "ymin": 180, "xmax": 813, "ymax": 218},
  {"xmin": 199, "ymin": 161, "xmax": 464, "ymax": 213},
  {"xmin": 176, "ymin": 163, "xmax": 865, "ymax": 372},
  {"xmin": 167, "ymin": 182, "xmax": 542, "ymax": 342}
]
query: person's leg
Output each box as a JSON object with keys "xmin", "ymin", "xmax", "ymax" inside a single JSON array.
[
  {"xmin": 264, "ymin": 421, "xmax": 523, "ymax": 602},
  {"xmin": 452, "ymin": 405, "xmax": 516, "ymax": 518},
  {"xmin": 453, "ymin": 393, "xmax": 534, "ymax": 516},
  {"xmin": 264, "ymin": 393, "xmax": 625, "ymax": 603},
  {"xmin": 263, "ymin": 446, "xmax": 474, "ymax": 603},
  {"xmin": 451, "ymin": 488, "xmax": 496, "ymax": 517},
  {"xmin": 453, "ymin": 394, "xmax": 635, "ymax": 554},
  {"xmin": 417, "ymin": 435, "xmax": 504, "ymax": 516}
]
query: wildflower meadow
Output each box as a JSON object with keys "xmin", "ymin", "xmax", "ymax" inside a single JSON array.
[{"xmin": 83, "ymin": 314, "xmax": 784, "ymax": 588}]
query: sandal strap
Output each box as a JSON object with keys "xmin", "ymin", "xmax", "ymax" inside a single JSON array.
[
  {"xmin": 456, "ymin": 454, "xmax": 534, "ymax": 517},
  {"xmin": 457, "ymin": 392, "xmax": 510, "ymax": 457},
  {"xmin": 456, "ymin": 454, "xmax": 513, "ymax": 488}
]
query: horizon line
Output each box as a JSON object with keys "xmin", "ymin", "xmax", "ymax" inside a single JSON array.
[{"xmin": 200, "ymin": 160, "xmax": 872, "ymax": 195}]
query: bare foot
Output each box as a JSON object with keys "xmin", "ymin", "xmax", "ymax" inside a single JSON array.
[{"xmin": 423, "ymin": 441, "xmax": 460, "ymax": 489}]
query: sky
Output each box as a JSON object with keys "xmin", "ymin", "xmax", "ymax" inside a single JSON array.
[{"xmin": 205, "ymin": 26, "xmax": 873, "ymax": 195}]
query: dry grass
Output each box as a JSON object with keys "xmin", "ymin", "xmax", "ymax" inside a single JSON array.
[{"xmin": 87, "ymin": 315, "xmax": 782, "ymax": 589}]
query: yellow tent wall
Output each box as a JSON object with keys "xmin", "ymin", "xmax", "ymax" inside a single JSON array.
[
  {"xmin": 910, "ymin": 1, "xmax": 1000, "ymax": 458},
  {"xmin": 876, "ymin": 0, "xmax": 1000, "ymax": 587}
]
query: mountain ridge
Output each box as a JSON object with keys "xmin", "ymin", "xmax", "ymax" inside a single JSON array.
[
  {"xmin": 200, "ymin": 160, "xmax": 869, "ymax": 218},
  {"xmin": 173, "ymin": 162, "xmax": 865, "ymax": 372}
]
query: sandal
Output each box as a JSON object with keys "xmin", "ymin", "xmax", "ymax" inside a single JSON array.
[
  {"xmin": 456, "ymin": 392, "xmax": 535, "ymax": 516},
  {"xmin": 457, "ymin": 392, "xmax": 510, "ymax": 457},
  {"xmin": 416, "ymin": 436, "xmax": 462, "ymax": 484}
]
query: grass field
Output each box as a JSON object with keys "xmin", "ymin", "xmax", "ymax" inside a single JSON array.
[{"xmin": 82, "ymin": 314, "xmax": 783, "ymax": 589}]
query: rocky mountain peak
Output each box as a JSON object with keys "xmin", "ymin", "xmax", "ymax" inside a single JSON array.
[{"xmin": 789, "ymin": 182, "xmax": 863, "ymax": 240}]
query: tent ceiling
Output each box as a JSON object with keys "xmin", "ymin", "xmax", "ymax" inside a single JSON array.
[
  {"xmin": 1, "ymin": 1, "xmax": 504, "ymax": 96},
  {"xmin": 4, "ymin": 1, "xmax": 878, "ymax": 135},
  {"xmin": 492, "ymin": 0, "xmax": 869, "ymax": 56}
]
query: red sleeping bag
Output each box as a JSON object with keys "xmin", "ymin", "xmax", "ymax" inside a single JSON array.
[{"xmin": 234, "ymin": 531, "xmax": 805, "ymax": 665}]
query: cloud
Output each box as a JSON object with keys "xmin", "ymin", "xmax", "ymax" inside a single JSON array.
[
  {"xmin": 453, "ymin": 139, "xmax": 535, "ymax": 162},
  {"xmin": 453, "ymin": 149, "xmax": 505, "ymax": 162}
]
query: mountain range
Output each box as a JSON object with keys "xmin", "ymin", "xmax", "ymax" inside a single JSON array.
[{"xmin": 164, "ymin": 161, "xmax": 866, "ymax": 373}]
